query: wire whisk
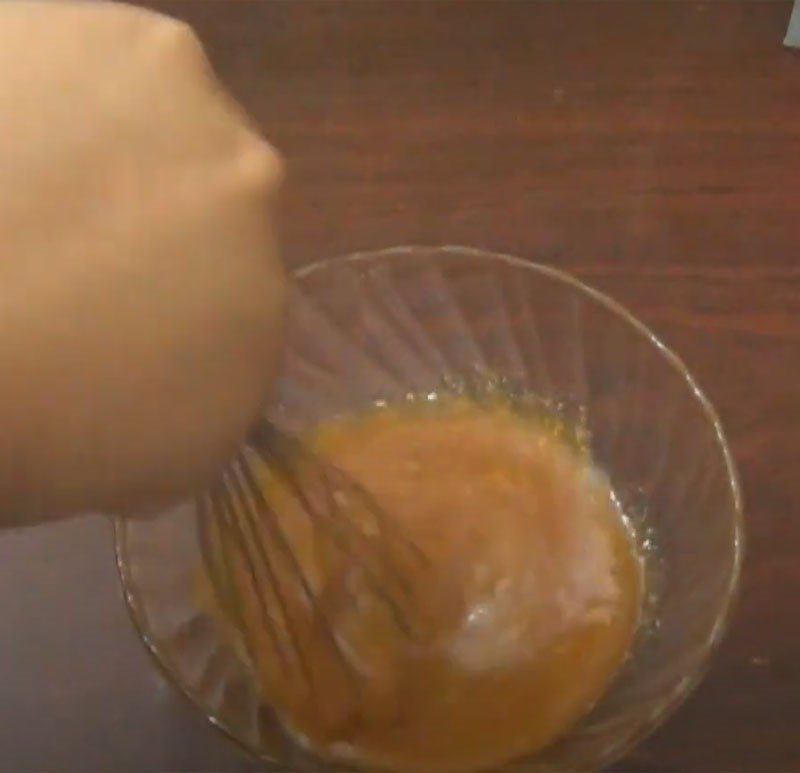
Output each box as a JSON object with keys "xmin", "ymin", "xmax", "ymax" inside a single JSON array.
[{"xmin": 196, "ymin": 416, "xmax": 433, "ymax": 730}]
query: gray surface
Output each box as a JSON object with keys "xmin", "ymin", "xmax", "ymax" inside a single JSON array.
[
  {"xmin": 0, "ymin": 517, "xmax": 259, "ymax": 772},
  {"xmin": 785, "ymin": 0, "xmax": 800, "ymax": 47}
]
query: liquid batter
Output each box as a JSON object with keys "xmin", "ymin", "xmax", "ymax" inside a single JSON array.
[{"xmin": 218, "ymin": 397, "xmax": 642, "ymax": 772}]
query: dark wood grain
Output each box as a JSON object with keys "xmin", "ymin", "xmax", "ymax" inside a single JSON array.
[{"xmin": 1, "ymin": 1, "xmax": 798, "ymax": 771}]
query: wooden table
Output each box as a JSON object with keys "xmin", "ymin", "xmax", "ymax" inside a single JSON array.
[{"xmin": 1, "ymin": 1, "xmax": 798, "ymax": 770}]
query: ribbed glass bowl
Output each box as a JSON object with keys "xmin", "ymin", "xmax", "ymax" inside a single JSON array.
[{"xmin": 115, "ymin": 246, "xmax": 743, "ymax": 772}]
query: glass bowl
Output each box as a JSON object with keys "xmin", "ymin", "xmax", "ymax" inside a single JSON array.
[{"xmin": 115, "ymin": 246, "xmax": 743, "ymax": 772}]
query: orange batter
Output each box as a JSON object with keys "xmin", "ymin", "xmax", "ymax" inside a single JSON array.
[{"xmin": 220, "ymin": 397, "xmax": 642, "ymax": 772}]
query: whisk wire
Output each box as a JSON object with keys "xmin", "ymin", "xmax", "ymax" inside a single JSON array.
[
  {"xmin": 199, "ymin": 418, "xmax": 434, "ymax": 702},
  {"xmin": 207, "ymin": 482, "xmax": 294, "ymax": 673},
  {"xmin": 234, "ymin": 452, "xmax": 357, "ymax": 683},
  {"xmin": 250, "ymin": 438, "xmax": 419, "ymax": 638},
  {"xmin": 197, "ymin": 494, "xmax": 246, "ymax": 639},
  {"xmin": 223, "ymin": 461, "xmax": 312, "ymax": 686}
]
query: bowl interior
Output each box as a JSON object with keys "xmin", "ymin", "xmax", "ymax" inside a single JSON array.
[{"xmin": 116, "ymin": 246, "xmax": 742, "ymax": 772}]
